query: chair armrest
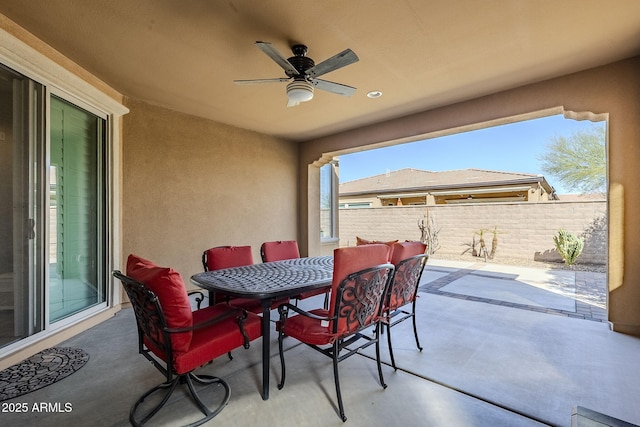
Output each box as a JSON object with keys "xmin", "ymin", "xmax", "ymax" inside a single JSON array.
[
  {"xmin": 166, "ymin": 306, "xmax": 252, "ymax": 349},
  {"xmin": 277, "ymin": 302, "xmax": 336, "ymax": 322},
  {"xmin": 187, "ymin": 290, "xmax": 205, "ymax": 309},
  {"xmin": 166, "ymin": 306, "xmax": 245, "ymax": 334}
]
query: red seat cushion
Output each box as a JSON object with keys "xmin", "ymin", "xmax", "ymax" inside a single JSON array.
[
  {"xmin": 278, "ymin": 308, "xmax": 335, "ymax": 345},
  {"xmin": 227, "ymin": 296, "xmax": 290, "ymax": 313},
  {"xmin": 296, "ymin": 285, "xmax": 331, "ymax": 300},
  {"xmin": 227, "ymin": 297, "xmax": 263, "ymax": 313},
  {"xmin": 173, "ymin": 303, "xmax": 262, "ymax": 374},
  {"xmin": 126, "ymin": 254, "xmax": 193, "ymax": 354}
]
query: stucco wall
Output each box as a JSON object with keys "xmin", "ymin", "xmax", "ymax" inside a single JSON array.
[
  {"xmin": 122, "ymin": 99, "xmax": 299, "ymax": 281},
  {"xmin": 301, "ymin": 57, "xmax": 640, "ymax": 335},
  {"xmin": 339, "ymin": 201, "xmax": 607, "ymax": 264}
]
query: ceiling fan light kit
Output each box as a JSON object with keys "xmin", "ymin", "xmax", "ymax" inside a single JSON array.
[
  {"xmin": 287, "ymin": 80, "xmax": 314, "ymax": 105},
  {"xmin": 234, "ymin": 41, "xmax": 359, "ymax": 107}
]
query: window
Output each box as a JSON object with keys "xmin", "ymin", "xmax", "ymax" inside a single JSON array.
[
  {"xmin": 320, "ymin": 162, "xmax": 338, "ymax": 240},
  {"xmin": 339, "ymin": 202, "xmax": 372, "ymax": 209}
]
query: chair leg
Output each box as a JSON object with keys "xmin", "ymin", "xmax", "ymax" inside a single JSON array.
[
  {"xmin": 130, "ymin": 373, "xmax": 230, "ymax": 427},
  {"xmin": 277, "ymin": 329, "xmax": 287, "ymax": 390},
  {"xmin": 411, "ymin": 303, "xmax": 423, "ymax": 351},
  {"xmin": 386, "ymin": 322, "xmax": 397, "ymax": 371},
  {"xmin": 186, "ymin": 373, "xmax": 231, "ymax": 421},
  {"xmin": 332, "ymin": 341, "xmax": 347, "ymax": 422},
  {"xmin": 131, "ymin": 377, "xmax": 180, "ymax": 426},
  {"xmin": 375, "ymin": 323, "xmax": 388, "ymax": 387}
]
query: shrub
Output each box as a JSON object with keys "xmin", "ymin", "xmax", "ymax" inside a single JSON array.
[{"xmin": 553, "ymin": 229, "xmax": 584, "ymax": 266}]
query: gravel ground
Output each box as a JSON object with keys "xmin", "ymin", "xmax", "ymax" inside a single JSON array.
[{"xmin": 428, "ymin": 251, "xmax": 607, "ymax": 273}]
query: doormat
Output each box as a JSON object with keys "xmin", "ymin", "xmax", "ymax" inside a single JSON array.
[{"xmin": 0, "ymin": 347, "xmax": 89, "ymax": 401}]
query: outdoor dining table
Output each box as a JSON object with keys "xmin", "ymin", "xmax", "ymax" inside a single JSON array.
[{"xmin": 190, "ymin": 255, "xmax": 334, "ymax": 400}]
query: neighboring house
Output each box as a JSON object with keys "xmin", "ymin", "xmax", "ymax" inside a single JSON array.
[{"xmin": 339, "ymin": 168, "xmax": 558, "ymax": 208}]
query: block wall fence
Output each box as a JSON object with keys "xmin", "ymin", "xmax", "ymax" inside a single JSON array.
[{"xmin": 339, "ymin": 200, "xmax": 607, "ymax": 265}]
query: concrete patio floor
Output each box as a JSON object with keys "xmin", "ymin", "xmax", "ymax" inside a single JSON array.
[{"xmin": 2, "ymin": 260, "xmax": 639, "ymax": 426}]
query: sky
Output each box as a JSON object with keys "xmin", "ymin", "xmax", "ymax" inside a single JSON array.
[{"xmin": 338, "ymin": 114, "xmax": 605, "ymax": 194}]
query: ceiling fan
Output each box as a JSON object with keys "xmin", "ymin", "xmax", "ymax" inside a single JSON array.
[{"xmin": 234, "ymin": 41, "xmax": 359, "ymax": 107}]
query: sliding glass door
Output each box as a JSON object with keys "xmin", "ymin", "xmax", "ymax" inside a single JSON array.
[
  {"xmin": 0, "ymin": 64, "xmax": 107, "ymax": 349},
  {"xmin": 49, "ymin": 96, "xmax": 106, "ymax": 322},
  {"xmin": 0, "ymin": 65, "xmax": 43, "ymax": 348}
]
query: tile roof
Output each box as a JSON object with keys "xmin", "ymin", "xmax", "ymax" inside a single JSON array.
[{"xmin": 339, "ymin": 168, "xmax": 550, "ymax": 195}]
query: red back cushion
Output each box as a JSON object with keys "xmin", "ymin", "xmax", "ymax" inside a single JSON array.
[
  {"xmin": 328, "ymin": 245, "xmax": 391, "ymax": 330},
  {"xmin": 356, "ymin": 236, "xmax": 398, "ymax": 246},
  {"xmin": 391, "ymin": 241, "xmax": 427, "ymax": 265},
  {"xmin": 356, "ymin": 237, "xmax": 399, "ymax": 260},
  {"xmin": 261, "ymin": 240, "xmax": 300, "ymax": 262},
  {"xmin": 126, "ymin": 254, "xmax": 193, "ymax": 354},
  {"xmin": 204, "ymin": 246, "xmax": 254, "ymax": 270}
]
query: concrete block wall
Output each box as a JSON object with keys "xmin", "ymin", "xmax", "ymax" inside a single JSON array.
[{"xmin": 339, "ymin": 200, "xmax": 607, "ymax": 264}]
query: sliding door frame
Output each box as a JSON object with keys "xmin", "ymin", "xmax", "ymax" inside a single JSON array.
[{"xmin": 0, "ymin": 25, "xmax": 128, "ymax": 357}]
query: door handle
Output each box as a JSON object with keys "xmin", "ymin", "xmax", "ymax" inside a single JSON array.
[{"xmin": 27, "ymin": 218, "xmax": 35, "ymax": 239}]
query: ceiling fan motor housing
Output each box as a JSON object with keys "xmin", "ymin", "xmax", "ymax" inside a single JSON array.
[{"xmin": 286, "ymin": 44, "xmax": 315, "ymax": 77}]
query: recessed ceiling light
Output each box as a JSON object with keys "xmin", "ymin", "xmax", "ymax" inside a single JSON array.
[{"xmin": 367, "ymin": 90, "xmax": 383, "ymax": 98}]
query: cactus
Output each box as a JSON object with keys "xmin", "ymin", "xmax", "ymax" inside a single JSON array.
[
  {"xmin": 553, "ymin": 229, "xmax": 584, "ymax": 266},
  {"xmin": 488, "ymin": 226, "xmax": 501, "ymax": 260},
  {"xmin": 418, "ymin": 208, "xmax": 441, "ymax": 255},
  {"xmin": 462, "ymin": 227, "xmax": 501, "ymax": 261}
]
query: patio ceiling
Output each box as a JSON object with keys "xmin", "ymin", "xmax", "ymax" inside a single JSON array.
[{"xmin": 1, "ymin": 1, "xmax": 639, "ymax": 142}]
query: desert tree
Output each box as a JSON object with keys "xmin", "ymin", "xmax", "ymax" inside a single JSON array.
[{"xmin": 539, "ymin": 125, "xmax": 606, "ymax": 194}]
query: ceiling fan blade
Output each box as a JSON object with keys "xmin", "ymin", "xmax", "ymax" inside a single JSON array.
[
  {"xmin": 305, "ymin": 49, "xmax": 359, "ymax": 78},
  {"xmin": 234, "ymin": 78, "xmax": 291, "ymax": 85},
  {"xmin": 255, "ymin": 41, "xmax": 300, "ymax": 76},
  {"xmin": 311, "ymin": 79, "xmax": 357, "ymax": 96}
]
